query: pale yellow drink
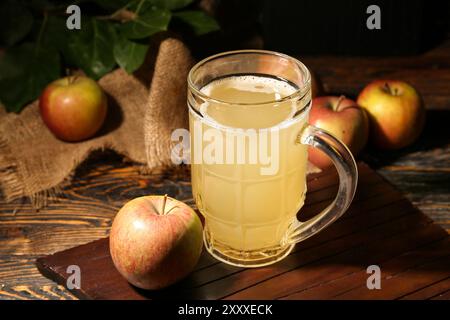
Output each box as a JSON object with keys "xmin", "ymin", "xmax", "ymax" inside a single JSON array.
[{"xmin": 190, "ymin": 75, "xmax": 309, "ymax": 255}]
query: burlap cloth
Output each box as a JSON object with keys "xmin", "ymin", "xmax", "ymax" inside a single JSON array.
[{"xmin": 0, "ymin": 35, "xmax": 193, "ymax": 207}]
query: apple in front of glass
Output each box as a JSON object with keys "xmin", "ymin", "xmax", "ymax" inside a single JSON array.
[{"xmin": 109, "ymin": 195, "xmax": 203, "ymax": 290}]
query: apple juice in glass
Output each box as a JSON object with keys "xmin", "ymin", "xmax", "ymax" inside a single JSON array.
[{"xmin": 188, "ymin": 50, "xmax": 357, "ymax": 267}]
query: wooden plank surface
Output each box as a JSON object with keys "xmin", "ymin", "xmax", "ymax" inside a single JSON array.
[{"xmin": 34, "ymin": 163, "xmax": 450, "ymax": 300}]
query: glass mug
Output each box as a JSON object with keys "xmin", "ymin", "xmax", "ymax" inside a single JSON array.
[{"xmin": 187, "ymin": 50, "xmax": 357, "ymax": 267}]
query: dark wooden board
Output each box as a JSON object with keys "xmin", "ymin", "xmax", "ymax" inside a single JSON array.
[{"xmin": 35, "ymin": 163, "xmax": 450, "ymax": 300}]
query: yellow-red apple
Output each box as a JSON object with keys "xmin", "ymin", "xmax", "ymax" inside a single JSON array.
[
  {"xmin": 110, "ymin": 195, "xmax": 203, "ymax": 290},
  {"xmin": 39, "ymin": 76, "xmax": 107, "ymax": 142},
  {"xmin": 308, "ymin": 96, "xmax": 369, "ymax": 169},
  {"xmin": 357, "ymin": 80, "xmax": 425, "ymax": 149}
]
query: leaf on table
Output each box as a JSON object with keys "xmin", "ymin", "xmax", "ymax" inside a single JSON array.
[
  {"xmin": 64, "ymin": 18, "xmax": 117, "ymax": 79},
  {"xmin": 0, "ymin": 0, "xmax": 34, "ymax": 46},
  {"xmin": 173, "ymin": 10, "xmax": 219, "ymax": 36},
  {"xmin": 120, "ymin": 7, "xmax": 171, "ymax": 39},
  {"xmin": 0, "ymin": 43, "xmax": 60, "ymax": 113},
  {"xmin": 114, "ymin": 34, "xmax": 149, "ymax": 73}
]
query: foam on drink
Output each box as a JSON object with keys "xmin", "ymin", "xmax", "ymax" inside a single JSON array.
[{"xmin": 199, "ymin": 75, "xmax": 299, "ymax": 129}]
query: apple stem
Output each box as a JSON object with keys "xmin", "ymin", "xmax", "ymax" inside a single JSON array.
[
  {"xmin": 383, "ymin": 82, "xmax": 400, "ymax": 96},
  {"xmin": 383, "ymin": 82, "xmax": 394, "ymax": 95},
  {"xmin": 161, "ymin": 194, "xmax": 168, "ymax": 215},
  {"xmin": 335, "ymin": 95, "xmax": 346, "ymax": 112},
  {"xmin": 149, "ymin": 194, "xmax": 179, "ymax": 215},
  {"xmin": 68, "ymin": 75, "xmax": 79, "ymax": 85}
]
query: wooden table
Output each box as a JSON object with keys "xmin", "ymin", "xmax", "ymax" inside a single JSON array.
[{"xmin": 0, "ymin": 40, "xmax": 449, "ymax": 299}]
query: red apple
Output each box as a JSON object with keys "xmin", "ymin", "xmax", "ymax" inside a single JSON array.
[
  {"xmin": 39, "ymin": 76, "xmax": 107, "ymax": 142},
  {"xmin": 357, "ymin": 80, "xmax": 425, "ymax": 149},
  {"xmin": 110, "ymin": 195, "xmax": 203, "ymax": 290},
  {"xmin": 308, "ymin": 96, "xmax": 369, "ymax": 169}
]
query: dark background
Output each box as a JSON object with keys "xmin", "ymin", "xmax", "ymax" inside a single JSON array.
[{"xmin": 192, "ymin": 0, "xmax": 450, "ymax": 57}]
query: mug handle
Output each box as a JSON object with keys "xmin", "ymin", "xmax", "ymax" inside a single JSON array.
[{"xmin": 286, "ymin": 125, "xmax": 358, "ymax": 245}]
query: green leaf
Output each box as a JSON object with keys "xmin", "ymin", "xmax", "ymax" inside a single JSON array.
[
  {"xmin": 144, "ymin": 0, "xmax": 194, "ymax": 10},
  {"xmin": 114, "ymin": 34, "xmax": 149, "ymax": 73},
  {"xmin": 28, "ymin": 0, "xmax": 56, "ymax": 11},
  {"xmin": 65, "ymin": 18, "xmax": 117, "ymax": 79},
  {"xmin": 41, "ymin": 16, "xmax": 70, "ymax": 52},
  {"xmin": 0, "ymin": 0, "xmax": 34, "ymax": 46},
  {"xmin": 0, "ymin": 43, "xmax": 61, "ymax": 112},
  {"xmin": 120, "ymin": 7, "xmax": 171, "ymax": 39},
  {"xmin": 0, "ymin": 46, "xmax": 27, "ymax": 82},
  {"xmin": 92, "ymin": 0, "xmax": 131, "ymax": 11},
  {"xmin": 173, "ymin": 11, "xmax": 219, "ymax": 36},
  {"xmin": 127, "ymin": 0, "xmax": 193, "ymax": 12}
]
